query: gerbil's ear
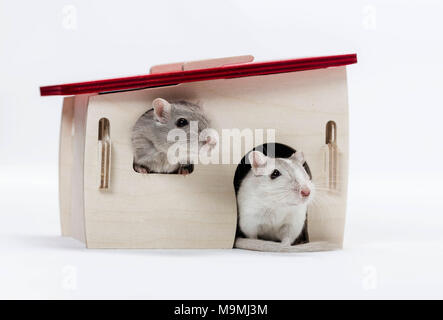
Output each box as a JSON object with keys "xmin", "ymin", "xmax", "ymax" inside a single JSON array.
[
  {"xmin": 290, "ymin": 151, "xmax": 305, "ymax": 165},
  {"xmin": 249, "ymin": 151, "xmax": 268, "ymax": 175},
  {"xmin": 152, "ymin": 98, "xmax": 172, "ymax": 123}
]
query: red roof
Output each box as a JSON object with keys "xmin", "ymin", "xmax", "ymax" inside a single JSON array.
[{"xmin": 40, "ymin": 54, "xmax": 357, "ymax": 96}]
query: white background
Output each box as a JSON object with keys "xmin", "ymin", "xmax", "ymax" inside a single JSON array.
[{"xmin": 1, "ymin": 0, "xmax": 443, "ymax": 299}]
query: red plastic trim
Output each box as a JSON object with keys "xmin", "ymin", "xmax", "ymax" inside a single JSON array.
[{"xmin": 40, "ymin": 54, "xmax": 357, "ymax": 96}]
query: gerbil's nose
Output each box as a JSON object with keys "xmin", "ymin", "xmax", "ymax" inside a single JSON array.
[{"xmin": 301, "ymin": 188, "xmax": 311, "ymax": 197}]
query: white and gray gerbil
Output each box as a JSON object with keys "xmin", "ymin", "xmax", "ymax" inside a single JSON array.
[
  {"xmin": 237, "ymin": 150, "xmax": 314, "ymax": 246},
  {"xmin": 132, "ymin": 98, "xmax": 214, "ymax": 174}
]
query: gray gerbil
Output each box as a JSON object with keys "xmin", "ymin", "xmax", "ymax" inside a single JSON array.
[
  {"xmin": 132, "ymin": 98, "xmax": 214, "ymax": 174},
  {"xmin": 236, "ymin": 150, "xmax": 314, "ymax": 247}
]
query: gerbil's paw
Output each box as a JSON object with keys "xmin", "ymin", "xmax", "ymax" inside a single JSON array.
[
  {"xmin": 178, "ymin": 164, "xmax": 192, "ymax": 175},
  {"xmin": 281, "ymin": 239, "xmax": 292, "ymax": 247},
  {"xmin": 134, "ymin": 164, "xmax": 150, "ymax": 174}
]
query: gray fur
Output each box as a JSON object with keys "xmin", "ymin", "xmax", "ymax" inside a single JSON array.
[{"xmin": 132, "ymin": 99, "xmax": 211, "ymax": 173}]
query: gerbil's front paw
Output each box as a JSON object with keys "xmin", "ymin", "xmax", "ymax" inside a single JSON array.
[
  {"xmin": 278, "ymin": 224, "xmax": 295, "ymax": 247},
  {"xmin": 178, "ymin": 164, "xmax": 193, "ymax": 176},
  {"xmin": 134, "ymin": 164, "xmax": 150, "ymax": 174},
  {"xmin": 281, "ymin": 238, "xmax": 292, "ymax": 247}
]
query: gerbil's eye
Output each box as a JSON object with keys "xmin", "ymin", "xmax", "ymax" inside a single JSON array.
[
  {"xmin": 270, "ymin": 169, "xmax": 281, "ymax": 180},
  {"xmin": 175, "ymin": 118, "xmax": 189, "ymax": 127}
]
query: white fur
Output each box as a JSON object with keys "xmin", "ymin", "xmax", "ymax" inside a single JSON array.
[{"xmin": 237, "ymin": 151, "xmax": 314, "ymax": 246}]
